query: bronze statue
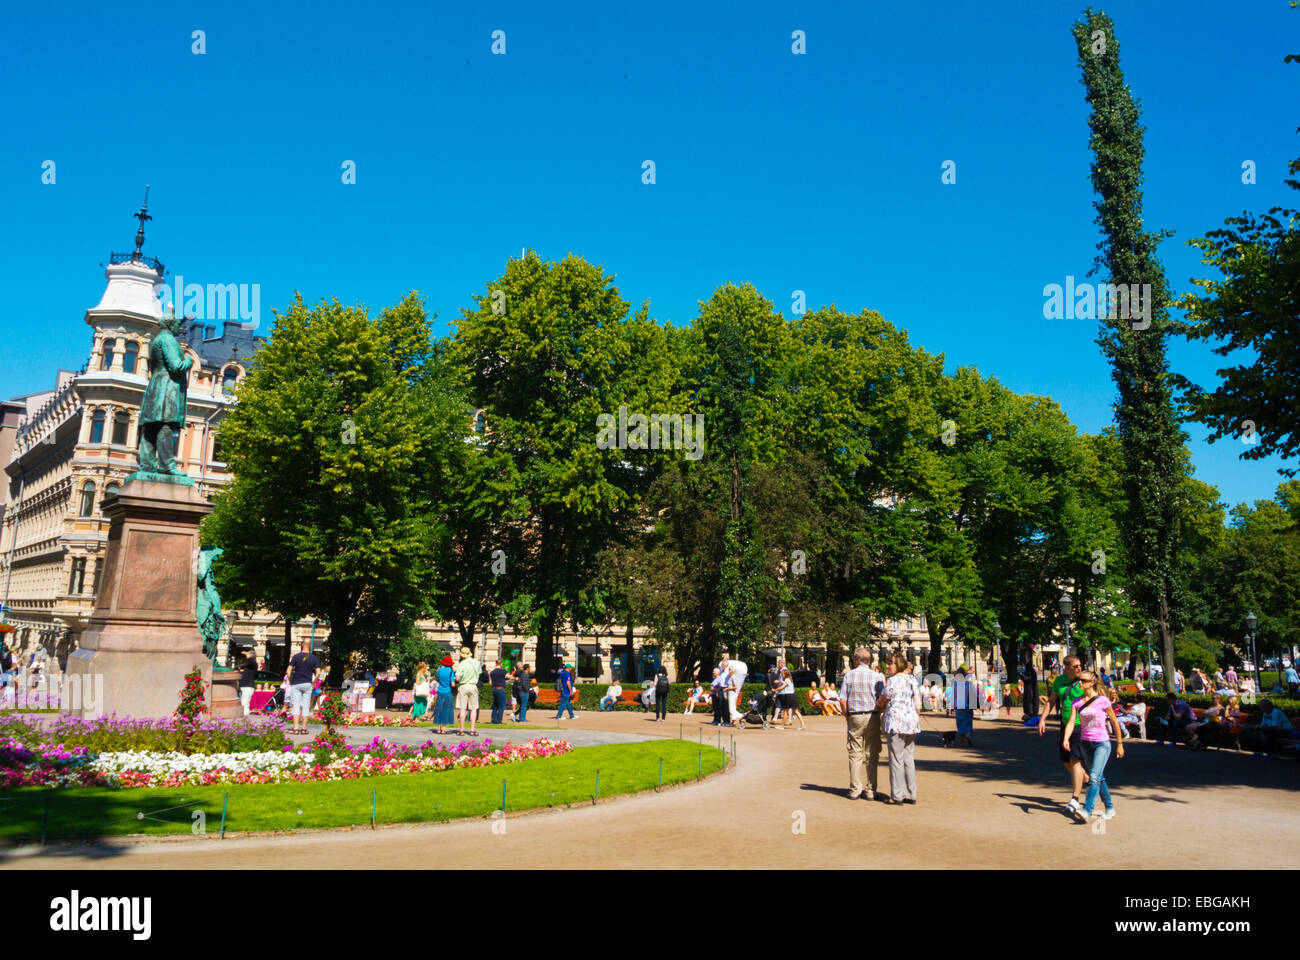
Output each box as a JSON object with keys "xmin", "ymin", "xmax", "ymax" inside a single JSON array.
[
  {"xmin": 137, "ymin": 313, "xmax": 192, "ymax": 477},
  {"xmin": 197, "ymin": 545, "xmax": 226, "ymax": 664}
]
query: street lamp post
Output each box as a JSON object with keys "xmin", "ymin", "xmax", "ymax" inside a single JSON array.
[
  {"xmin": 496, "ymin": 610, "xmax": 507, "ymax": 666},
  {"xmin": 1058, "ymin": 592, "xmax": 1073, "ymax": 658},
  {"xmin": 1245, "ymin": 612, "xmax": 1259, "ymax": 694},
  {"xmin": 777, "ymin": 609, "xmax": 789, "ymax": 669},
  {"xmin": 992, "ymin": 621, "xmax": 1002, "ymax": 678}
]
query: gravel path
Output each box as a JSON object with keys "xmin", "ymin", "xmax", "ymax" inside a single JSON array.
[{"xmin": 4, "ymin": 709, "xmax": 1296, "ymax": 869}]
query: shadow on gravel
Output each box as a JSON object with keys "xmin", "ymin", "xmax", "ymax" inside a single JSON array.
[{"xmin": 911, "ymin": 724, "xmax": 1298, "ymax": 798}]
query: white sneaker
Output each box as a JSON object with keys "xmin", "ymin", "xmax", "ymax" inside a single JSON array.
[
  {"xmin": 1073, "ymin": 805, "xmax": 1089, "ymax": 824},
  {"xmin": 1065, "ymin": 797, "xmax": 1080, "ymax": 813},
  {"xmin": 1102, "ymin": 807, "xmax": 1116, "ymax": 820}
]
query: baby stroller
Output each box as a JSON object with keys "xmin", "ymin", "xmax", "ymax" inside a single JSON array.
[
  {"xmin": 741, "ymin": 691, "xmax": 771, "ymax": 729},
  {"xmin": 261, "ymin": 686, "xmax": 287, "ymax": 715}
]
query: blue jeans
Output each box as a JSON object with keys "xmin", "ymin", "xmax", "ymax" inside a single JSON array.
[
  {"xmin": 491, "ymin": 687, "xmax": 506, "ymax": 725},
  {"xmin": 555, "ymin": 691, "xmax": 574, "ymax": 718},
  {"xmin": 600, "ymin": 696, "xmax": 615, "ymax": 710},
  {"xmin": 1082, "ymin": 739, "xmax": 1113, "ymax": 814},
  {"xmin": 517, "ymin": 691, "xmax": 529, "ymax": 722}
]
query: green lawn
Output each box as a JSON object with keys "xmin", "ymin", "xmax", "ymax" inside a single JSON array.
[{"xmin": 0, "ymin": 741, "xmax": 728, "ymax": 842}]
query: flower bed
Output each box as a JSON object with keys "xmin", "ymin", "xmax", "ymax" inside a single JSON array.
[
  {"xmin": 0, "ymin": 713, "xmax": 289, "ymax": 755},
  {"xmin": 1, "ymin": 734, "xmax": 573, "ymax": 789}
]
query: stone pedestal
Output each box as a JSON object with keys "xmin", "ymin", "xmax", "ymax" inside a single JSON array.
[
  {"xmin": 210, "ymin": 669, "xmax": 242, "ymax": 718},
  {"xmin": 64, "ymin": 479, "xmax": 239, "ymax": 719}
]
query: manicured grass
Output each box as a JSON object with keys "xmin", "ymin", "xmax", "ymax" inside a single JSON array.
[{"xmin": 0, "ymin": 740, "xmax": 728, "ymax": 842}]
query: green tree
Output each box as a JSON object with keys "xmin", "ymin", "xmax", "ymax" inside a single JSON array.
[
  {"xmin": 1073, "ymin": 10, "xmax": 1189, "ymax": 685},
  {"xmin": 449, "ymin": 253, "xmax": 675, "ymax": 679},
  {"xmin": 204, "ymin": 293, "xmax": 464, "ymax": 683},
  {"xmin": 1175, "ymin": 18, "xmax": 1300, "ymax": 470}
]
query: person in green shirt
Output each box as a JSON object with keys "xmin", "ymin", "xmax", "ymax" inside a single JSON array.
[
  {"xmin": 1037, "ymin": 653, "xmax": 1088, "ymax": 815},
  {"xmin": 454, "ymin": 646, "xmax": 482, "ymax": 737}
]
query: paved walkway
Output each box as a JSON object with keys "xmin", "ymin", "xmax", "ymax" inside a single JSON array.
[{"xmin": 3, "ymin": 708, "xmax": 1296, "ymax": 869}]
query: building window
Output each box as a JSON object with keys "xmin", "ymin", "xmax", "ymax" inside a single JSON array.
[
  {"xmin": 101, "ymin": 482, "xmax": 120, "ymax": 509},
  {"xmin": 211, "ymin": 434, "xmax": 224, "ymax": 462},
  {"xmin": 89, "ymin": 410, "xmax": 105, "ymax": 443},
  {"xmin": 475, "ymin": 411, "xmax": 486, "ymax": 435},
  {"xmin": 69, "ymin": 558, "xmax": 87, "ymax": 595},
  {"xmin": 102, "ymin": 339, "xmax": 117, "ymax": 370},
  {"xmin": 78, "ymin": 481, "xmax": 96, "ymax": 517},
  {"xmin": 222, "ymin": 368, "xmax": 238, "ymax": 396},
  {"xmin": 123, "ymin": 341, "xmax": 139, "ymax": 374},
  {"xmin": 111, "ymin": 412, "xmax": 129, "ymax": 445}
]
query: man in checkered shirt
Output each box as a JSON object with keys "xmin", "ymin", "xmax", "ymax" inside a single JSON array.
[{"xmin": 840, "ymin": 647, "xmax": 886, "ymax": 800}]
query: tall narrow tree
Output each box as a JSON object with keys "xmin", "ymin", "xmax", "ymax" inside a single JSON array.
[{"xmin": 1073, "ymin": 9, "xmax": 1187, "ymax": 686}]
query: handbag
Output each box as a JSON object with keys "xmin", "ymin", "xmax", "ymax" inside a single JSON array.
[{"xmin": 414, "ymin": 681, "xmax": 430, "ymax": 697}]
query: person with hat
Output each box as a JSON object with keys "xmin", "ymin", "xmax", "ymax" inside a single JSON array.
[
  {"xmin": 433, "ymin": 655, "xmax": 457, "ymax": 734},
  {"xmin": 555, "ymin": 662, "xmax": 577, "ymax": 720},
  {"xmin": 454, "ymin": 646, "xmax": 482, "ymax": 736}
]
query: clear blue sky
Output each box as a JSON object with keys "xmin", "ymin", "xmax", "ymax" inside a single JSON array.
[{"xmin": 1, "ymin": 0, "xmax": 1296, "ymax": 511}]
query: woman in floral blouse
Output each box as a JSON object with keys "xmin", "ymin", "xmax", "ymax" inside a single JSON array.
[{"xmin": 879, "ymin": 652, "xmax": 922, "ymax": 804}]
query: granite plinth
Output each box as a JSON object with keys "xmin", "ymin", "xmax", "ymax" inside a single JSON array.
[{"xmin": 62, "ymin": 479, "xmax": 226, "ymax": 720}]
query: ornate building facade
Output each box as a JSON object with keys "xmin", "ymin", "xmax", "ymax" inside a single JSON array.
[{"xmin": 0, "ymin": 213, "xmax": 259, "ymax": 666}]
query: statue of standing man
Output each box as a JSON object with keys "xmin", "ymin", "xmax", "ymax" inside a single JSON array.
[{"xmin": 137, "ymin": 313, "xmax": 193, "ymax": 478}]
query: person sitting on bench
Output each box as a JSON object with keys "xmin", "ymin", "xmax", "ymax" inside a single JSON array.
[
  {"xmin": 600, "ymin": 681, "xmax": 623, "ymax": 711},
  {"xmin": 1154, "ymin": 693, "xmax": 1195, "ymax": 746},
  {"xmin": 684, "ymin": 681, "xmax": 709, "ymax": 714}
]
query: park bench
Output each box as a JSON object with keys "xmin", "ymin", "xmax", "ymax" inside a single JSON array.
[{"xmin": 604, "ymin": 688, "xmax": 647, "ymax": 708}]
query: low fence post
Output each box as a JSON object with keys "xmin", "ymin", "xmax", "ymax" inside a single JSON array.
[
  {"xmin": 220, "ymin": 792, "xmax": 229, "ymax": 839},
  {"xmin": 371, "ymin": 789, "xmax": 376, "ymax": 830}
]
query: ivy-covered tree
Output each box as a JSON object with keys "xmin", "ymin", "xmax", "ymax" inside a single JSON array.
[{"xmin": 1073, "ymin": 9, "xmax": 1189, "ymax": 684}]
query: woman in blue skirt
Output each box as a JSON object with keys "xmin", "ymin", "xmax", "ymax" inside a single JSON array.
[{"xmin": 433, "ymin": 655, "xmax": 456, "ymax": 733}]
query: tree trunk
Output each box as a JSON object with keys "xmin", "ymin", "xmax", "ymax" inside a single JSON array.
[
  {"xmin": 622, "ymin": 621, "xmax": 635, "ymax": 683},
  {"xmin": 536, "ymin": 607, "xmax": 557, "ymax": 682},
  {"xmin": 926, "ymin": 620, "xmax": 946, "ymax": 674},
  {"xmin": 1159, "ymin": 591, "xmax": 1175, "ymax": 695}
]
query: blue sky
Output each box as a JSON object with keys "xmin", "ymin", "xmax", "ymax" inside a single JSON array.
[{"xmin": 1, "ymin": 0, "xmax": 1296, "ymax": 510}]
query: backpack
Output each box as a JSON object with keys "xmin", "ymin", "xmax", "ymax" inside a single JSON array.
[{"xmin": 655, "ymin": 673, "xmax": 670, "ymax": 695}]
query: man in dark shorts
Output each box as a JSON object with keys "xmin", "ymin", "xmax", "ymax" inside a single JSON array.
[
  {"xmin": 284, "ymin": 640, "xmax": 322, "ymax": 735},
  {"xmin": 1038, "ymin": 653, "xmax": 1086, "ymax": 815}
]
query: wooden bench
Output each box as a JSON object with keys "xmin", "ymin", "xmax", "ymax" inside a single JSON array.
[
  {"xmin": 606, "ymin": 689, "xmax": 646, "ymax": 708},
  {"xmin": 534, "ymin": 688, "xmax": 564, "ymax": 706},
  {"xmin": 1113, "ymin": 680, "xmax": 1140, "ymax": 697}
]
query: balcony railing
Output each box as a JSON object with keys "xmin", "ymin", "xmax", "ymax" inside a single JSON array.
[{"xmin": 108, "ymin": 251, "xmax": 166, "ymax": 276}]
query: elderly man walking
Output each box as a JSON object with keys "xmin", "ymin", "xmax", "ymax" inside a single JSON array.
[{"xmin": 840, "ymin": 648, "xmax": 886, "ymax": 800}]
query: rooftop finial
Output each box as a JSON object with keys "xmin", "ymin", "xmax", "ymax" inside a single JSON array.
[{"xmin": 132, "ymin": 185, "xmax": 152, "ymax": 261}]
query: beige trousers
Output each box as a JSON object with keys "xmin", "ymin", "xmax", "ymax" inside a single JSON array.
[{"xmin": 846, "ymin": 711, "xmax": 882, "ymax": 794}]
